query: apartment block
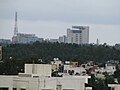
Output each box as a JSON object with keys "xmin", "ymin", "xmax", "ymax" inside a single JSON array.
[{"xmin": 67, "ymin": 26, "xmax": 89, "ymax": 44}]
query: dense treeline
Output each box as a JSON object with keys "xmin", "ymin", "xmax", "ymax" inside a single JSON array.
[
  {"xmin": 3, "ymin": 42, "xmax": 120, "ymax": 63},
  {"xmin": 0, "ymin": 42, "xmax": 120, "ymax": 74}
]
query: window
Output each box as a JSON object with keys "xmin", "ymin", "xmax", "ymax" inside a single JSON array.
[
  {"xmin": 76, "ymin": 34, "xmax": 78, "ymax": 36},
  {"xmin": 56, "ymin": 85, "xmax": 62, "ymax": 90},
  {"xmin": 111, "ymin": 87, "xmax": 115, "ymax": 90},
  {"xmin": 13, "ymin": 88, "xmax": 17, "ymax": 90},
  {"xmin": 20, "ymin": 89, "xmax": 26, "ymax": 90},
  {"xmin": 63, "ymin": 89, "xmax": 74, "ymax": 90},
  {"xmin": 33, "ymin": 76, "xmax": 39, "ymax": 78},
  {"xmin": 0, "ymin": 88, "xmax": 8, "ymax": 90}
]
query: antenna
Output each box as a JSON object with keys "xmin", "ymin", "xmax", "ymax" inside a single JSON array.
[
  {"xmin": 96, "ymin": 38, "xmax": 99, "ymax": 45},
  {"xmin": 15, "ymin": 12, "xmax": 17, "ymax": 22},
  {"xmin": 0, "ymin": 46, "xmax": 2, "ymax": 61},
  {"xmin": 14, "ymin": 12, "xmax": 18, "ymax": 36}
]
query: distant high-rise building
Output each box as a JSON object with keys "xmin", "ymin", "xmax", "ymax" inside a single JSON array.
[
  {"xmin": 49, "ymin": 39, "xmax": 59, "ymax": 43},
  {"xmin": 12, "ymin": 33, "xmax": 43, "ymax": 44},
  {"xmin": 96, "ymin": 38, "xmax": 100, "ymax": 45},
  {"xmin": 67, "ymin": 26, "xmax": 89, "ymax": 44},
  {"xmin": 59, "ymin": 35, "xmax": 67, "ymax": 43},
  {"xmin": 0, "ymin": 39, "xmax": 11, "ymax": 44}
]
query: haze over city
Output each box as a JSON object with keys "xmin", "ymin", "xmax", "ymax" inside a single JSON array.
[{"xmin": 0, "ymin": 0, "xmax": 120, "ymax": 45}]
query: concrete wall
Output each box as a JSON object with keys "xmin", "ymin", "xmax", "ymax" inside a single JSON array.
[
  {"xmin": 25, "ymin": 64, "xmax": 52, "ymax": 77},
  {"xmin": 13, "ymin": 77, "xmax": 38, "ymax": 90},
  {"xmin": 64, "ymin": 65, "xmax": 86, "ymax": 74},
  {"xmin": 13, "ymin": 76, "xmax": 89, "ymax": 90},
  {"xmin": 0, "ymin": 75, "xmax": 90, "ymax": 90},
  {"xmin": 108, "ymin": 84, "xmax": 120, "ymax": 90},
  {"xmin": 0, "ymin": 76, "xmax": 16, "ymax": 90}
]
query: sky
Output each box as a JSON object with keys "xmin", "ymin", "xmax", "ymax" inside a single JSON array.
[{"xmin": 0, "ymin": 0, "xmax": 120, "ymax": 45}]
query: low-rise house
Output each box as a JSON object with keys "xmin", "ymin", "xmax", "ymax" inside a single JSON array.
[
  {"xmin": 108, "ymin": 84, "xmax": 120, "ymax": 90},
  {"xmin": 96, "ymin": 64, "xmax": 116, "ymax": 75},
  {"xmin": 64, "ymin": 65, "xmax": 87, "ymax": 75},
  {"xmin": 0, "ymin": 64, "xmax": 92, "ymax": 90}
]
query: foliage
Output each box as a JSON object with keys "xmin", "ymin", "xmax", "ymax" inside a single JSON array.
[
  {"xmin": 114, "ymin": 65, "xmax": 120, "ymax": 84},
  {"xmin": 0, "ymin": 42, "xmax": 120, "ymax": 75},
  {"xmin": 88, "ymin": 74, "xmax": 113, "ymax": 90}
]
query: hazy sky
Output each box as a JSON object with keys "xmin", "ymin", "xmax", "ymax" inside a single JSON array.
[{"xmin": 0, "ymin": 0, "xmax": 120, "ymax": 45}]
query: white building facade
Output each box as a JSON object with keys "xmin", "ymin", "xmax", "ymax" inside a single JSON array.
[
  {"xmin": 25, "ymin": 64, "xmax": 52, "ymax": 77},
  {"xmin": 59, "ymin": 35, "xmax": 67, "ymax": 43},
  {"xmin": 108, "ymin": 84, "xmax": 120, "ymax": 90},
  {"xmin": 0, "ymin": 39, "xmax": 11, "ymax": 44},
  {"xmin": 64, "ymin": 65, "xmax": 86, "ymax": 75},
  {"xmin": 67, "ymin": 26, "xmax": 89, "ymax": 44},
  {"xmin": 0, "ymin": 64, "xmax": 92, "ymax": 90},
  {"xmin": 12, "ymin": 33, "xmax": 43, "ymax": 44},
  {"xmin": 0, "ymin": 75, "xmax": 91, "ymax": 90},
  {"xmin": 49, "ymin": 39, "xmax": 59, "ymax": 43}
]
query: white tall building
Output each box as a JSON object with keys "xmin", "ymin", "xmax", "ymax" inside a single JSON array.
[
  {"xmin": 67, "ymin": 26, "xmax": 89, "ymax": 44},
  {"xmin": 59, "ymin": 35, "xmax": 67, "ymax": 43}
]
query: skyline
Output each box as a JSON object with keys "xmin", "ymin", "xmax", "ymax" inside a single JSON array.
[{"xmin": 0, "ymin": 0, "xmax": 120, "ymax": 45}]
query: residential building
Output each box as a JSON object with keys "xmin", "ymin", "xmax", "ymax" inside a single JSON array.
[
  {"xmin": 0, "ymin": 75, "xmax": 16, "ymax": 90},
  {"xmin": 0, "ymin": 64, "xmax": 92, "ymax": 90},
  {"xmin": 67, "ymin": 26, "xmax": 89, "ymax": 44},
  {"xmin": 25, "ymin": 64, "xmax": 52, "ymax": 77},
  {"xmin": 49, "ymin": 39, "xmax": 59, "ymax": 43},
  {"xmin": 12, "ymin": 33, "xmax": 43, "ymax": 44},
  {"xmin": 95, "ymin": 64, "xmax": 116, "ymax": 75},
  {"xmin": 64, "ymin": 65, "xmax": 86, "ymax": 75},
  {"xmin": 51, "ymin": 58, "xmax": 63, "ymax": 71},
  {"xmin": 0, "ymin": 39, "xmax": 11, "ymax": 44},
  {"xmin": 44, "ymin": 39, "xmax": 58, "ymax": 43},
  {"xmin": 59, "ymin": 35, "xmax": 67, "ymax": 43},
  {"xmin": 0, "ymin": 75, "xmax": 91, "ymax": 90},
  {"xmin": 108, "ymin": 84, "xmax": 120, "ymax": 90}
]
